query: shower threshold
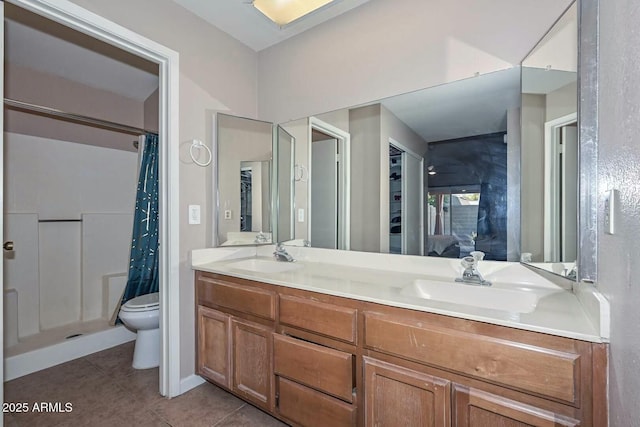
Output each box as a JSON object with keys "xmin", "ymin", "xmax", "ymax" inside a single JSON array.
[{"xmin": 4, "ymin": 319, "xmax": 135, "ymax": 381}]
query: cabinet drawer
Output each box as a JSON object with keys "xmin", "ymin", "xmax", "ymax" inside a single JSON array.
[
  {"xmin": 279, "ymin": 295, "xmax": 357, "ymax": 343},
  {"xmin": 364, "ymin": 312, "xmax": 580, "ymax": 404},
  {"xmin": 274, "ymin": 334, "xmax": 354, "ymax": 402},
  {"xmin": 197, "ymin": 275, "xmax": 275, "ymax": 320},
  {"xmin": 277, "ymin": 377, "xmax": 355, "ymax": 427}
]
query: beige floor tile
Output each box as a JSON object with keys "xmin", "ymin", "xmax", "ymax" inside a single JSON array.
[
  {"xmin": 4, "ymin": 343, "xmax": 287, "ymax": 427},
  {"xmin": 151, "ymin": 382, "xmax": 245, "ymax": 427},
  {"xmin": 214, "ymin": 404, "xmax": 289, "ymax": 427}
]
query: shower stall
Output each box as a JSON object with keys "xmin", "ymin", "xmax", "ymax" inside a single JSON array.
[{"xmin": 2, "ymin": 99, "xmax": 152, "ymax": 380}]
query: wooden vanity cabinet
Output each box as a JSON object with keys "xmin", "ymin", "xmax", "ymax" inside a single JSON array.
[
  {"xmin": 195, "ymin": 270, "xmax": 607, "ymax": 427},
  {"xmin": 196, "ymin": 273, "xmax": 275, "ymax": 411},
  {"xmin": 363, "ymin": 356, "xmax": 451, "ymax": 426},
  {"xmin": 452, "ymin": 384, "xmax": 580, "ymax": 427}
]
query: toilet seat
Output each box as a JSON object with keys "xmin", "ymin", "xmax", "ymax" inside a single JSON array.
[{"xmin": 121, "ymin": 292, "xmax": 159, "ymax": 312}]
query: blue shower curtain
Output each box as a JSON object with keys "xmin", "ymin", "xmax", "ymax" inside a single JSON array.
[{"xmin": 120, "ymin": 133, "xmax": 160, "ymax": 313}]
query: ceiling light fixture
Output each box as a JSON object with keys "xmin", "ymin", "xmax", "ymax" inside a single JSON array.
[
  {"xmin": 427, "ymin": 165, "xmax": 437, "ymax": 176},
  {"xmin": 252, "ymin": 0, "xmax": 336, "ymax": 27}
]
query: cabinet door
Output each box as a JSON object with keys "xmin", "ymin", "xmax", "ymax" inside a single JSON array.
[
  {"xmin": 231, "ymin": 318, "xmax": 272, "ymax": 409},
  {"xmin": 453, "ymin": 384, "xmax": 580, "ymax": 427},
  {"xmin": 363, "ymin": 357, "xmax": 450, "ymax": 427},
  {"xmin": 197, "ymin": 306, "xmax": 231, "ymax": 388}
]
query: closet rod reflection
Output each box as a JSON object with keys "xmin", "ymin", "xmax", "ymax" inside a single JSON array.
[{"xmin": 4, "ymin": 98, "xmax": 155, "ymax": 136}]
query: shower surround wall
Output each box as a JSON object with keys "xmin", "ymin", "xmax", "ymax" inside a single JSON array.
[{"xmin": 4, "ymin": 132, "xmax": 138, "ymax": 343}]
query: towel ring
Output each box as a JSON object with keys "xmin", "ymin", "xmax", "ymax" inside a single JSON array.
[
  {"xmin": 190, "ymin": 139, "xmax": 212, "ymax": 167},
  {"xmin": 294, "ymin": 164, "xmax": 308, "ymax": 182}
]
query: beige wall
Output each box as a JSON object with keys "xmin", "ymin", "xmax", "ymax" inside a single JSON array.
[
  {"xmin": 5, "ymin": 63, "xmax": 145, "ymax": 152},
  {"xmin": 258, "ymin": 0, "xmax": 572, "ymax": 124},
  {"xmin": 349, "ymin": 104, "xmax": 382, "ymax": 252},
  {"xmin": 520, "ymin": 94, "xmax": 545, "ymax": 261},
  {"xmin": 144, "ymin": 88, "xmax": 160, "ymax": 132},
  {"xmin": 67, "ymin": 0, "xmax": 259, "ymax": 381},
  {"xmin": 546, "ymin": 81, "xmax": 578, "ymax": 122},
  {"xmin": 598, "ymin": 1, "xmax": 640, "ymax": 425}
]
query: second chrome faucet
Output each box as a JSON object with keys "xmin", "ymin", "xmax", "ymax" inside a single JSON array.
[{"xmin": 455, "ymin": 251, "xmax": 491, "ymax": 286}]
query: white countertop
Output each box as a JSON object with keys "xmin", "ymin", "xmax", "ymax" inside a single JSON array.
[{"xmin": 191, "ymin": 246, "xmax": 609, "ymax": 343}]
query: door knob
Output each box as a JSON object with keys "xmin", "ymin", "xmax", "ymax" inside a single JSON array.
[{"xmin": 3, "ymin": 241, "xmax": 14, "ymax": 251}]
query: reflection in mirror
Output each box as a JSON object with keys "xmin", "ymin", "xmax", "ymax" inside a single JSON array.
[
  {"xmin": 240, "ymin": 160, "xmax": 271, "ymax": 234},
  {"xmin": 216, "ymin": 113, "xmax": 273, "ymax": 246},
  {"xmin": 281, "ymin": 68, "xmax": 521, "ymax": 261},
  {"xmin": 274, "ymin": 125, "xmax": 295, "ymax": 243},
  {"xmin": 521, "ymin": 1, "xmax": 577, "ymax": 268}
]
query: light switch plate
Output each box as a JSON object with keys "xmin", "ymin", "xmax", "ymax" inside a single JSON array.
[
  {"xmin": 297, "ymin": 208, "xmax": 304, "ymax": 223},
  {"xmin": 188, "ymin": 205, "xmax": 201, "ymax": 225},
  {"xmin": 604, "ymin": 189, "xmax": 618, "ymax": 235}
]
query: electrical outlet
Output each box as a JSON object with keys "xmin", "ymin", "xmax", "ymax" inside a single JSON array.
[
  {"xmin": 224, "ymin": 210, "xmax": 232, "ymax": 220},
  {"xmin": 188, "ymin": 205, "xmax": 201, "ymax": 225}
]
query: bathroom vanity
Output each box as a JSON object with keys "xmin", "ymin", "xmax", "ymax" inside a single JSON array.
[{"xmin": 192, "ymin": 247, "xmax": 608, "ymax": 427}]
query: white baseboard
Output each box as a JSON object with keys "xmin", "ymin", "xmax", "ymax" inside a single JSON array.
[{"xmin": 180, "ymin": 374, "xmax": 205, "ymax": 394}]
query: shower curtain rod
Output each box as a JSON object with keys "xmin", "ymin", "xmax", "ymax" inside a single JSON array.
[{"xmin": 4, "ymin": 98, "xmax": 156, "ymax": 136}]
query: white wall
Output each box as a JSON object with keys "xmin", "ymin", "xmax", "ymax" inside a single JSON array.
[
  {"xmin": 67, "ymin": 0, "xmax": 259, "ymax": 381},
  {"xmin": 258, "ymin": 0, "xmax": 573, "ymax": 123},
  {"xmin": 597, "ymin": 1, "xmax": 640, "ymax": 425},
  {"xmin": 4, "ymin": 132, "xmax": 137, "ymax": 335},
  {"xmin": 5, "ymin": 133, "xmax": 137, "ymax": 215}
]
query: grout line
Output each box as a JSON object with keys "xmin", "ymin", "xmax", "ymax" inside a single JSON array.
[{"xmin": 211, "ymin": 403, "xmax": 247, "ymax": 427}]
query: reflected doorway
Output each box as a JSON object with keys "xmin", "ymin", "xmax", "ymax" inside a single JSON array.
[{"xmin": 308, "ymin": 118, "xmax": 350, "ymax": 250}]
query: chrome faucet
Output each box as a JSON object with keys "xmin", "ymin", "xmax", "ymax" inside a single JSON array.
[
  {"xmin": 455, "ymin": 252, "xmax": 491, "ymax": 286},
  {"xmin": 254, "ymin": 232, "xmax": 269, "ymax": 244},
  {"xmin": 273, "ymin": 243, "xmax": 295, "ymax": 262}
]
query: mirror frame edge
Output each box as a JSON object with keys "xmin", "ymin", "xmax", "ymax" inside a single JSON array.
[{"xmin": 578, "ymin": 0, "xmax": 599, "ymax": 283}]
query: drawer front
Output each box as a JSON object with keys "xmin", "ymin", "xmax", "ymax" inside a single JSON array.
[
  {"xmin": 279, "ymin": 295, "xmax": 357, "ymax": 343},
  {"xmin": 197, "ymin": 275, "xmax": 275, "ymax": 320},
  {"xmin": 274, "ymin": 334, "xmax": 354, "ymax": 402},
  {"xmin": 364, "ymin": 312, "xmax": 580, "ymax": 404},
  {"xmin": 277, "ymin": 377, "xmax": 356, "ymax": 427}
]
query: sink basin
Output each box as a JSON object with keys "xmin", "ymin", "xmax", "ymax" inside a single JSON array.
[
  {"xmin": 400, "ymin": 279, "xmax": 556, "ymax": 313},
  {"xmin": 227, "ymin": 258, "xmax": 303, "ymax": 274}
]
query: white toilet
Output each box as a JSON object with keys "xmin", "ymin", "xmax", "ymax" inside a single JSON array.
[{"xmin": 119, "ymin": 292, "xmax": 160, "ymax": 369}]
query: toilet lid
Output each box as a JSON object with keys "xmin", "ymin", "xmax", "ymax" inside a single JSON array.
[{"xmin": 121, "ymin": 292, "xmax": 159, "ymax": 312}]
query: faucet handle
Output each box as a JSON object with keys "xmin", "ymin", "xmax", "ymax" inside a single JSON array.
[
  {"xmin": 460, "ymin": 256, "xmax": 476, "ymax": 269},
  {"xmin": 470, "ymin": 251, "xmax": 485, "ymax": 262}
]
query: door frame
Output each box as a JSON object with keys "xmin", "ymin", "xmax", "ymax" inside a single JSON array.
[
  {"xmin": 543, "ymin": 112, "xmax": 577, "ymax": 261},
  {"xmin": 308, "ymin": 117, "xmax": 350, "ymax": 250},
  {"xmin": 389, "ymin": 138, "xmax": 424, "ymax": 256},
  {"xmin": 5, "ymin": 0, "xmax": 181, "ymax": 398}
]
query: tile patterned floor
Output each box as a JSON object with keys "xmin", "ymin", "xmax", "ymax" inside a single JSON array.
[{"xmin": 4, "ymin": 342, "xmax": 289, "ymax": 427}]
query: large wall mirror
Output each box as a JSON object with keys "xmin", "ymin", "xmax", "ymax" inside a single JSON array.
[
  {"xmin": 213, "ymin": 0, "xmax": 598, "ymax": 281},
  {"xmin": 277, "ymin": 2, "xmax": 579, "ymax": 272}
]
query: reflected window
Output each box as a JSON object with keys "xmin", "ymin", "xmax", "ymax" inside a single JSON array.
[{"xmin": 428, "ymin": 188, "xmax": 480, "ymax": 258}]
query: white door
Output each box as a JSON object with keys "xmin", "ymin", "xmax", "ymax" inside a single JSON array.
[
  {"xmin": 402, "ymin": 151, "xmax": 424, "ymax": 256},
  {"xmin": 311, "ymin": 138, "xmax": 338, "ymax": 249}
]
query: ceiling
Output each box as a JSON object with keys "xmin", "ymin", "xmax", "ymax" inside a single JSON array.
[
  {"xmin": 381, "ymin": 67, "xmax": 521, "ymax": 143},
  {"xmin": 5, "ymin": 5, "xmax": 159, "ymax": 102},
  {"xmin": 171, "ymin": 0, "xmax": 372, "ymax": 51}
]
